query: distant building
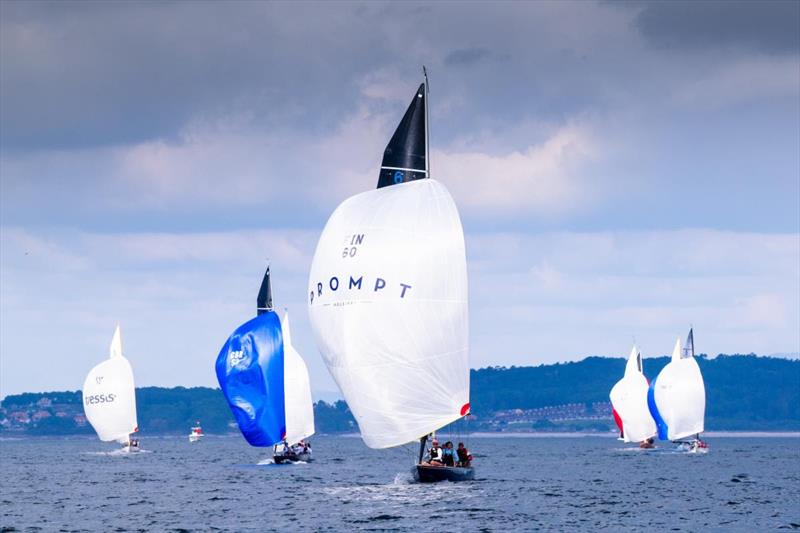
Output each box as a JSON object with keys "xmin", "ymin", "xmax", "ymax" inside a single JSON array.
[
  {"xmin": 37, "ymin": 398, "xmax": 53, "ymax": 408},
  {"xmin": 9, "ymin": 412, "xmax": 30, "ymax": 424},
  {"xmin": 32, "ymin": 411, "xmax": 51, "ymax": 422},
  {"xmin": 73, "ymin": 414, "xmax": 87, "ymax": 426}
]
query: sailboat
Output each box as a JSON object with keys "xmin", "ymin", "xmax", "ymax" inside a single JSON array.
[
  {"xmin": 215, "ymin": 266, "xmax": 316, "ymax": 464},
  {"xmin": 308, "ymin": 70, "xmax": 473, "ymax": 482},
  {"xmin": 82, "ymin": 325, "xmax": 140, "ymax": 452},
  {"xmin": 609, "ymin": 345, "xmax": 657, "ymax": 445},
  {"xmin": 647, "ymin": 329, "xmax": 708, "ymax": 452}
]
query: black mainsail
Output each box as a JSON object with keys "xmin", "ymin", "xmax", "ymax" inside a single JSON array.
[
  {"xmin": 377, "ymin": 82, "xmax": 428, "ymax": 189},
  {"xmin": 256, "ymin": 266, "xmax": 273, "ymax": 315}
]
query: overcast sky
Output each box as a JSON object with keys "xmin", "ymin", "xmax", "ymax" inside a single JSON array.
[{"xmin": 1, "ymin": 0, "xmax": 798, "ymax": 398}]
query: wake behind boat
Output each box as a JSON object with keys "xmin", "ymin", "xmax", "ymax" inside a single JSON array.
[
  {"xmin": 82, "ymin": 325, "xmax": 141, "ymax": 453},
  {"xmin": 216, "ymin": 265, "xmax": 316, "ymax": 464},
  {"xmin": 308, "ymin": 69, "xmax": 474, "ymax": 482}
]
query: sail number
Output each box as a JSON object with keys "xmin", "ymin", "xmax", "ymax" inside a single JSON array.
[{"xmin": 342, "ymin": 233, "xmax": 365, "ymax": 259}]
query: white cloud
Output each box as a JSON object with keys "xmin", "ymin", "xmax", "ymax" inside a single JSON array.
[
  {"xmin": 438, "ymin": 124, "xmax": 598, "ymax": 214},
  {"xmin": 2, "ymin": 226, "xmax": 797, "ymax": 396}
]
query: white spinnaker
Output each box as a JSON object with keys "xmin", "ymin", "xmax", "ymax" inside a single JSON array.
[
  {"xmin": 308, "ymin": 179, "xmax": 469, "ymax": 449},
  {"xmin": 652, "ymin": 338, "xmax": 706, "ymax": 440},
  {"xmin": 281, "ymin": 312, "xmax": 315, "ymax": 445},
  {"xmin": 82, "ymin": 326, "xmax": 138, "ymax": 444},
  {"xmin": 609, "ymin": 345, "xmax": 657, "ymax": 443}
]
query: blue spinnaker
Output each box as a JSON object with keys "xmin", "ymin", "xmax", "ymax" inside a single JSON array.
[
  {"xmin": 647, "ymin": 377, "xmax": 668, "ymax": 440},
  {"xmin": 215, "ymin": 312, "xmax": 286, "ymax": 447}
]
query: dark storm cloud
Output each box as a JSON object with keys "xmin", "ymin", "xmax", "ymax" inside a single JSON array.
[
  {"xmin": 634, "ymin": 0, "xmax": 800, "ymax": 55},
  {"xmin": 444, "ymin": 47, "xmax": 492, "ymax": 66},
  {"xmin": 0, "ymin": 1, "xmax": 390, "ymax": 151}
]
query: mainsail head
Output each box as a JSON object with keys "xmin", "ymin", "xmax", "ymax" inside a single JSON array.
[
  {"xmin": 83, "ymin": 326, "xmax": 138, "ymax": 443},
  {"xmin": 257, "ymin": 266, "xmax": 273, "ymax": 315},
  {"xmin": 109, "ymin": 324, "xmax": 122, "ymax": 359},
  {"xmin": 377, "ymin": 83, "xmax": 428, "ymax": 188},
  {"xmin": 610, "ymin": 344, "xmax": 656, "ymax": 443},
  {"xmin": 683, "ymin": 328, "xmax": 695, "ymax": 359}
]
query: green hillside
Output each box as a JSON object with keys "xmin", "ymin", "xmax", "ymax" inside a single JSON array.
[{"xmin": 2, "ymin": 355, "xmax": 797, "ymax": 435}]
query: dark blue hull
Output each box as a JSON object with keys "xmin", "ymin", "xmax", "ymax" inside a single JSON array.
[{"xmin": 415, "ymin": 464, "xmax": 474, "ymax": 483}]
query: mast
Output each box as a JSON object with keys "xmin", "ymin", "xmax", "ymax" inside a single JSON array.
[
  {"xmin": 423, "ymin": 65, "xmax": 430, "ymax": 179},
  {"xmin": 256, "ymin": 265, "xmax": 273, "ymax": 315}
]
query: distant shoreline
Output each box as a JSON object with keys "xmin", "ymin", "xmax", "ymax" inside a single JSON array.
[
  {"xmin": 468, "ymin": 431, "xmax": 800, "ymax": 438},
  {"xmin": 3, "ymin": 431, "xmax": 799, "ymax": 441}
]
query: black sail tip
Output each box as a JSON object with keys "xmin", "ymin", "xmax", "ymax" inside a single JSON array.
[
  {"xmin": 256, "ymin": 265, "xmax": 273, "ymax": 315},
  {"xmin": 377, "ymin": 82, "xmax": 428, "ymax": 189}
]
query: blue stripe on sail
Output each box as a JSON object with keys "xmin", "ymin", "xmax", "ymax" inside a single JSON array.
[
  {"xmin": 215, "ymin": 312, "xmax": 286, "ymax": 447},
  {"xmin": 647, "ymin": 376, "xmax": 668, "ymax": 440}
]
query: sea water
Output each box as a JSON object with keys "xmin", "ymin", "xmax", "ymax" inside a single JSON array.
[{"xmin": 1, "ymin": 435, "xmax": 798, "ymax": 531}]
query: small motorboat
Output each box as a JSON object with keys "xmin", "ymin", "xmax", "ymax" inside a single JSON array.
[
  {"xmin": 415, "ymin": 464, "xmax": 474, "ymax": 483},
  {"xmin": 189, "ymin": 422, "xmax": 204, "ymax": 442}
]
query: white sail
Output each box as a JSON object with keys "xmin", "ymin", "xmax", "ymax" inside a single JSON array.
[
  {"xmin": 652, "ymin": 337, "xmax": 706, "ymax": 440},
  {"xmin": 609, "ymin": 345, "xmax": 656, "ymax": 443},
  {"xmin": 308, "ymin": 179, "xmax": 469, "ymax": 449},
  {"xmin": 281, "ymin": 311, "xmax": 315, "ymax": 445},
  {"xmin": 82, "ymin": 325, "xmax": 138, "ymax": 443}
]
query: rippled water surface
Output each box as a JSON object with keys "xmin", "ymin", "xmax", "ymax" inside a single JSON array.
[{"xmin": 1, "ymin": 435, "xmax": 799, "ymax": 531}]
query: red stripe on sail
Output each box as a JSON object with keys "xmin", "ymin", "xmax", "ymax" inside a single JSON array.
[
  {"xmin": 612, "ymin": 408, "xmax": 623, "ymax": 437},
  {"xmin": 460, "ymin": 403, "xmax": 471, "ymax": 416}
]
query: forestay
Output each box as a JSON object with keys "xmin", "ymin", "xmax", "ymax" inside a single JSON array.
[
  {"xmin": 308, "ymin": 178, "xmax": 469, "ymax": 449},
  {"xmin": 648, "ymin": 334, "xmax": 706, "ymax": 441},
  {"xmin": 282, "ymin": 312, "xmax": 315, "ymax": 446},
  {"xmin": 82, "ymin": 326, "xmax": 138, "ymax": 444},
  {"xmin": 609, "ymin": 345, "xmax": 657, "ymax": 443}
]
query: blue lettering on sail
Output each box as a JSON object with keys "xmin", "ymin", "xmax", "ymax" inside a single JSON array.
[
  {"xmin": 374, "ymin": 278, "xmax": 386, "ymax": 291},
  {"xmin": 349, "ymin": 276, "xmax": 363, "ymax": 289}
]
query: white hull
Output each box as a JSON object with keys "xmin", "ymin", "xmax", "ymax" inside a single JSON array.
[{"xmin": 189, "ymin": 434, "xmax": 203, "ymax": 442}]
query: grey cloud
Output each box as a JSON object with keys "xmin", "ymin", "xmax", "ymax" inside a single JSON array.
[
  {"xmin": 634, "ymin": 0, "xmax": 800, "ymax": 55},
  {"xmin": 444, "ymin": 47, "xmax": 492, "ymax": 66}
]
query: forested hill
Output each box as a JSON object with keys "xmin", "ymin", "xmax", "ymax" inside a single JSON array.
[
  {"xmin": 471, "ymin": 354, "xmax": 800, "ymax": 430},
  {"xmin": 2, "ymin": 355, "xmax": 797, "ymax": 435}
]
